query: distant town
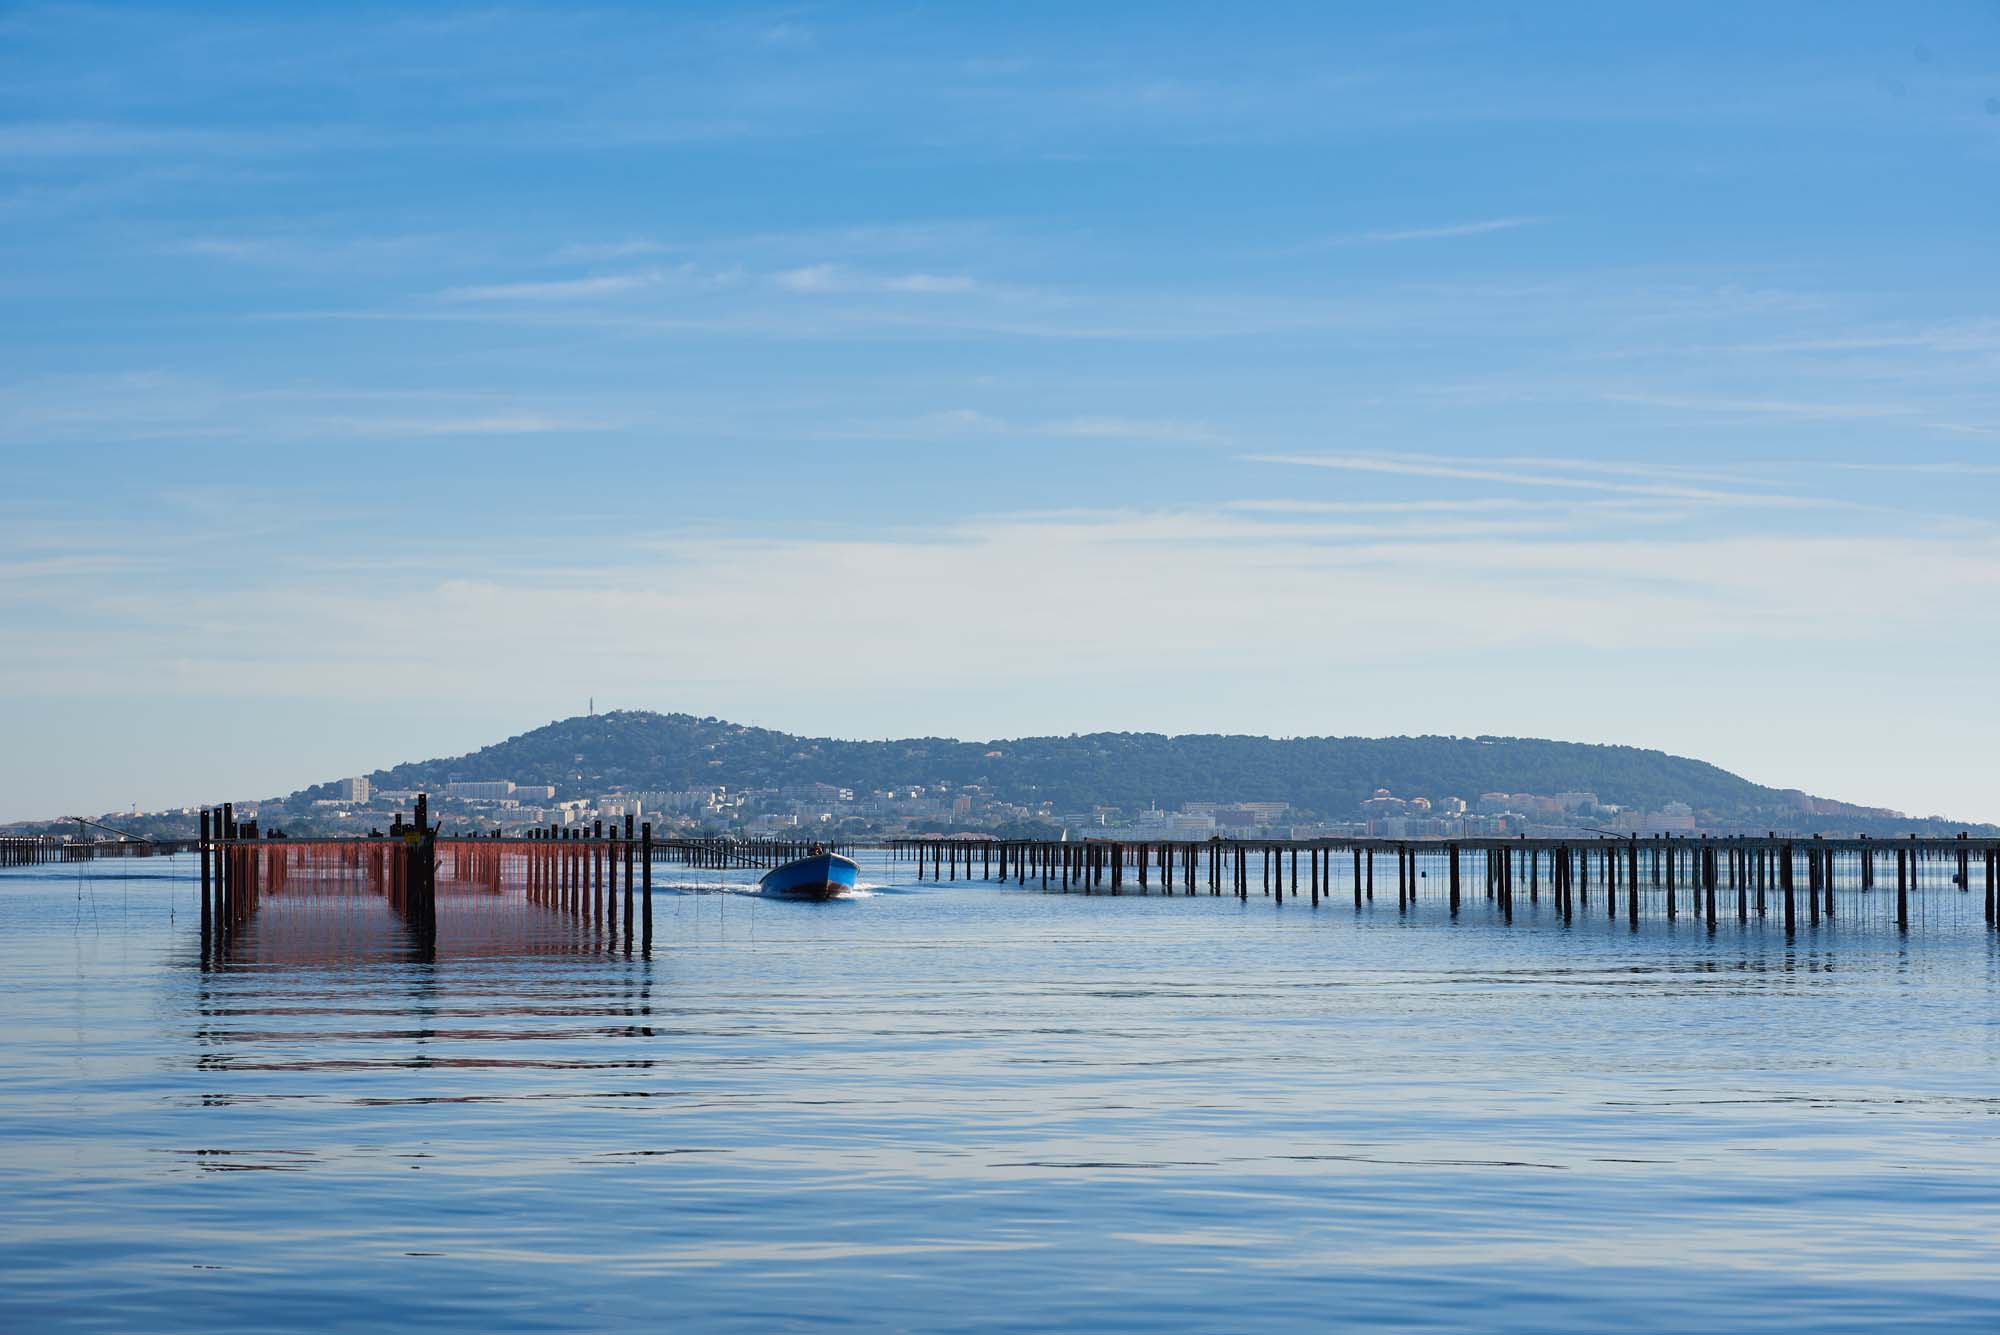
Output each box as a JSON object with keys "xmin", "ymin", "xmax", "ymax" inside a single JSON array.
[{"xmin": 69, "ymin": 775, "xmax": 1864, "ymax": 844}]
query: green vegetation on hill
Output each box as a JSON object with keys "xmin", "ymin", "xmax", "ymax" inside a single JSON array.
[{"xmin": 315, "ymin": 710, "xmax": 1840, "ymax": 825}]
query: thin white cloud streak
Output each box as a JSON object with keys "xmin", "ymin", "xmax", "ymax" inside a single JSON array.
[
  {"xmin": 0, "ymin": 120, "xmax": 289, "ymax": 157},
  {"xmin": 825, "ymin": 410, "xmax": 1227, "ymax": 446},
  {"xmin": 1831, "ymin": 461, "xmax": 2000, "ymax": 476},
  {"xmin": 0, "ymin": 555, "xmax": 144, "ymax": 581},
  {"xmin": 552, "ymin": 240, "xmax": 673, "ymax": 262},
  {"xmin": 426, "ymin": 261, "xmax": 984, "ymax": 308},
  {"xmin": 1601, "ymin": 391, "xmax": 1910, "ymax": 421},
  {"xmin": 167, "ymin": 233, "xmax": 476, "ymax": 269},
  {"xmin": 1732, "ymin": 322, "xmax": 2000, "ymax": 355},
  {"xmin": 440, "ymin": 272, "xmax": 665, "ymax": 302},
  {"xmin": 1247, "ymin": 453, "xmax": 1826, "ymax": 505},
  {"xmin": 277, "ymin": 269, "xmax": 1856, "ymax": 344},
  {"xmin": 0, "ymin": 371, "xmax": 623, "ymax": 444},
  {"xmin": 772, "ymin": 264, "xmax": 979, "ymax": 294},
  {"xmin": 317, "ymin": 415, "xmax": 619, "ymax": 437},
  {"xmin": 1050, "ymin": 415, "xmax": 1224, "ymax": 444},
  {"xmin": 1223, "ymin": 497, "xmax": 1698, "ymax": 517},
  {"xmin": 1313, "ymin": 216, "xmax": 1547, "ymax": 247},
  {"xmin": 1449, "ymin": 455, "xmax": 1775, "ymax": 488}
]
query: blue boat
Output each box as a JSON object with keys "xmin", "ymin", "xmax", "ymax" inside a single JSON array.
[{"xmin": 758, "ymin": 847, "xmax": 860, "ymax": 901}]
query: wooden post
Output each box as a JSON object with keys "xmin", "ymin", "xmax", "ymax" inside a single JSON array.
[
  {"xmin": 591, "ymin": 828, "xmax": 603, "ymax": 921},
  {"xmin": 1782, "ymin": 842, "xmax": 1796, "ymax": 931},
  {"xmin": 1704, "ymin": 843, "xmax": 1717, "ymax": 928},
  {"xmin": 219, "ymin": 803, "xmax": 235, "ymax": 927},
  {"xmin": 641, "ymin": 822, "xmax": 653, "ymax": 948},
  {"xmin": 1896, "ymin": 842, "xmax": 1909, "ymax": 931},
  {"xmin": 198, "ymin": 807, "xmax": 212, "ymax": 943},
  {"xmin": 606, "ymin": 826, "xmax": 620, "ymax": 931},
  {"xmin": 1806, "ymin": 841, "xmax": 1820, "ymax": 926},
  {"xmin": 621, "ymin": 816, "xmax": 634, "ymax": 932},
  {"xmin": 1986, "ymin": 846, "xmax": 1997, "ymax": 927},
  {"xmin": 1625, "ymin": 840, "xmax": 1638, "ymax": 928}
]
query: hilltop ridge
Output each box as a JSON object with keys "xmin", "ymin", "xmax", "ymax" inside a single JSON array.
[{"xmin": 275, "ymin": 710, "xmax": 1934, "ymax": 836}]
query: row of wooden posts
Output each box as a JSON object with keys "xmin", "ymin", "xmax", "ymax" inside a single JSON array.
[
  {"xmin": 196, "ymin": 800, "xmax": 429, "ymax": 951},
  {"xmin": 0, "ymin": 836, "xmax": 68, "ymax": 867},
  {"xmin": 0, "ymin": 835, "xmax": 184, "ymax": 865},
  {"xmin": 199, "ymin": 799, "xmax": 660, "ymax": 958},
  {"xmin": 192, "ymin": 798, "xmax": 868, "ymax": 961},
  {"xmin": 894, "ymin": 834, "xmax": 2000, "ymax": 932},
  {"xmin": 517, "ymin": 814, "xmax": 653, "ymax": 947},
  {"xmin": 649, "ymin": 837, "xmax": 854, "ymax": 871}
]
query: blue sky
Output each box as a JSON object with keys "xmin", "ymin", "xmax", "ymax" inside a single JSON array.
[{"xmin": 5, "ymin": 2, "xmax": 2000, "ymax": 821}]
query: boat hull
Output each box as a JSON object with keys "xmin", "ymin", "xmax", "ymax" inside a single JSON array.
[{"xmin": 758, "ymin": 852, "xmax": 859, "ymax": 901}]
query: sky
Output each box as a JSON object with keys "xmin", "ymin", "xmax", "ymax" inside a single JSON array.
[{"xmin": 4, "ymin": 2, "xmax": 2000, "ymax": 822}]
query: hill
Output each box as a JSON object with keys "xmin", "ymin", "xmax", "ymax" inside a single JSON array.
[{"xmin": 284, "ymin": 710, "xmax": 1928, "ymax": 832}]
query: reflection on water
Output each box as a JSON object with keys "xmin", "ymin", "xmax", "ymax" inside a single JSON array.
[{"xmin": 2, "ymin": 854, "xmax": 1999, "ymax": 1331}]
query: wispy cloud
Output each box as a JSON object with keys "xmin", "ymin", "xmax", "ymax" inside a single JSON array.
[
  {"xmin": 1830, "ymin": 461, "xmax": 2000, "ymax": 477},
  {"xmin": 771, "ymin": 264, "xmax": 979, "ymax": 295},
  {"xmin": 552, "ymin": 239, "xmax": 673, "ymax": 262},
  {"xmin": 0, "ymin": 370, "xmax": 621, "ymax": 444},
  {"xmin": 1224, "ymin": 497, "xmax": 1677, "ymax": 515},
  {"xmin": 316, "ymin": 415, "xmax": 619, "ymax": 437},
  {"xmin": 0, "ymin": 121, "xmax": 287, "ymax": 158},
  {"xmin": 755, "ymin": 21, "xmax": 814, "ymax": 49},
  {"xmin": 1046, "ymin": 415, "xmax": 1227, "ymax": 444},
  {"xmin": 830, "ymin": 410, "xmax": 1224, "ymax": 445},
  {"xmin": 1602, "ymin": 391, "xmax": 1908, "ymax": 421},
  {"xmin": 169, "ymin": 232, "xmax": 479, "ymax": 272},
  {"xmin": 439, "ymin": 271, "xmax": 666, "ymax": 302},
  {"xmin": 1248, "ymin": 452, "xmax": 1823, "ymax": 505},
  {"xmin": 1732, "ymin": 321, "xmax": 2000, "ymax": 356},
  {"xmin": 1315, "ymin": 216, "xmax": 1547, "ymax": 247}
]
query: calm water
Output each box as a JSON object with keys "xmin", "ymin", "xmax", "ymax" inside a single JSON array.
[{"xmin": 4, "ymin": 853, "xmax": 2000, "ymax": 1332}]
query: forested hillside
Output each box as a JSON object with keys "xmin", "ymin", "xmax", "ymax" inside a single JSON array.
[{"xmin": 312, "ymin": 711, "xmax": 1822, "ymax": 823}]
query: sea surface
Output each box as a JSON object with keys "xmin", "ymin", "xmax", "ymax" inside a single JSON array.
[{"xmin": 3, "ymin": 852, "xmax": 1999, "ymax": 1332}]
